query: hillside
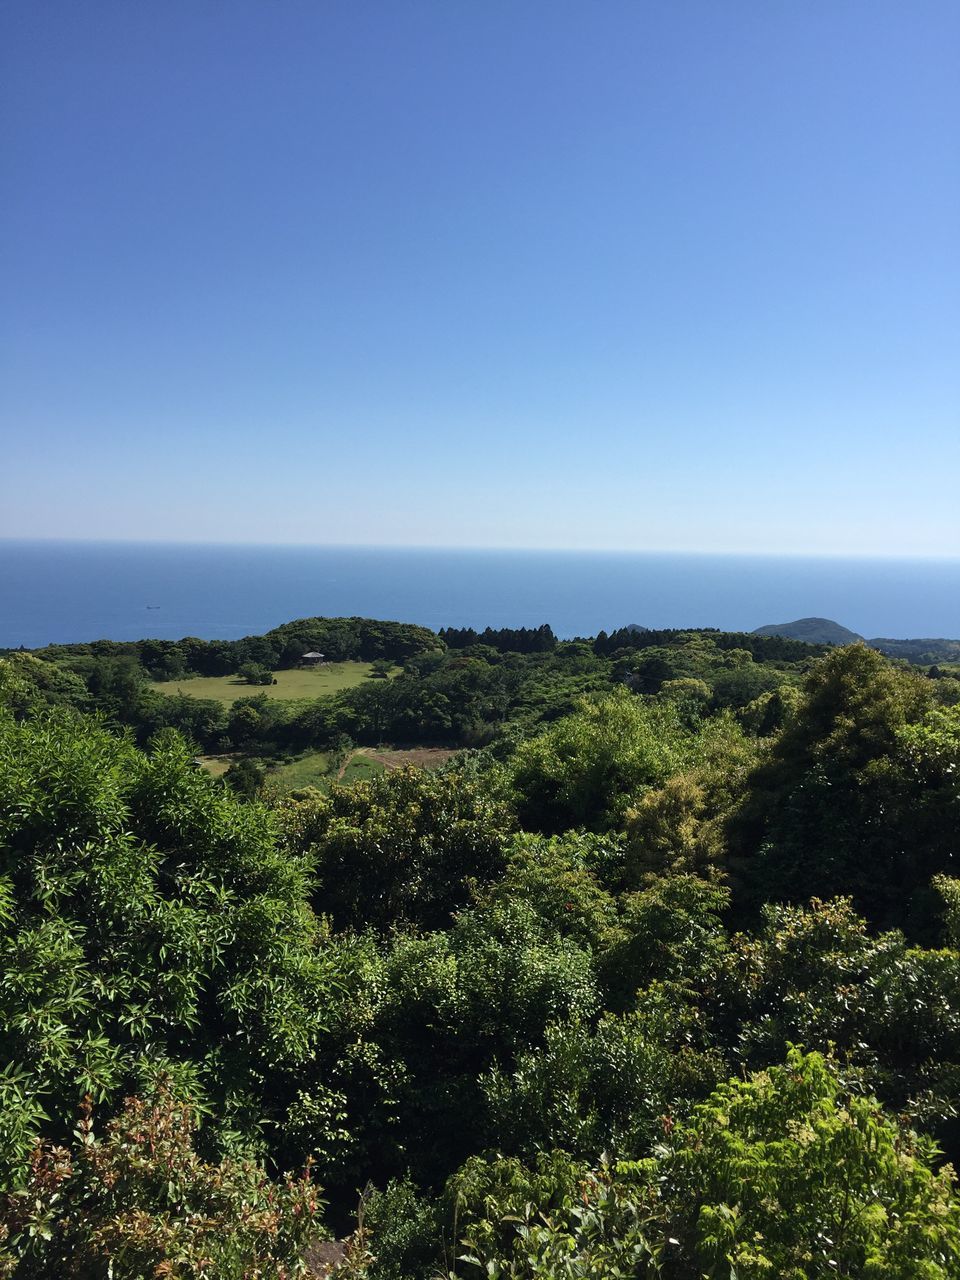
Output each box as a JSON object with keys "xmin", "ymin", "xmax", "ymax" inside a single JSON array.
[
  {"xmin": 753, "ymin": 616, "xmax": 864, "ymax": 645},
  {"xmin": 869, "ymin": 636, "xmax": 960, "ymax": 664},
  {"xmin": 2, "ymin": 626, "xmax": 960, "ymax": 1276},
  {"xmin": 752, "ymin": 618, "xmax": 960, "ymax": 664}
]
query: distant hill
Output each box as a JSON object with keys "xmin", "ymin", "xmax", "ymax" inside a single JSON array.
[
  {"xmin": 622, "ymin": 623, "xmax": 650, "ymax": 634},
  {"xmin": 752, "ymin": 619, "xmax": 960, "ymax": 663},
  {"xmin": 869, "ymin": 637, "xmax": 960, "ymax": 664},
  {"xmin": 753, "ymin": 617, "xmax": 864, "ymax": 646}
]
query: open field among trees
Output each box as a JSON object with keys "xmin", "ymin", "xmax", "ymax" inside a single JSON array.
[
  {"xmin": 364, "ymin": 745, "xmax": 458, "ymax": 770},
  {"xmin": 152, "ymin": 660, "xmax": 385, "ymax": 702},
  {"xmin": 267, "ymin": 748, "xmax": 383, "ymax": 791},
  {"xmin": 199, "ymin": 746, "xmax": 458, "ymax": 792}
]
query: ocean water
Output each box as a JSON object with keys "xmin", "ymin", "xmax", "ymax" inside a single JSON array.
[{"xmin": 1, "ymin": 540, "xmax": 959, "ymax": 650}]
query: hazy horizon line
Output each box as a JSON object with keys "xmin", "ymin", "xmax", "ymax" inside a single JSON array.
[{"xmin": 2, "ymin": 535, "xmax": 960, "ymax": 563}]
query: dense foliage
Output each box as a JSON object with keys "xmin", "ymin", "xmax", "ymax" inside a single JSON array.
[
  {"xmin": 2, "ymin": 622, "xmax": 959, "ymax": 1276},
  {"xmin": 16, "ymin": 616, "xmax": 439, "ymax": 681},
  {"xmin": 0, "ymin": 1088, "xmax": 322, "ymax": 1279}
]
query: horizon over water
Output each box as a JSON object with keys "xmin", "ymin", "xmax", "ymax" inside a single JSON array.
[{"xmin": 1, "ymin": 539, "xmax": 960, "ymax": 649}]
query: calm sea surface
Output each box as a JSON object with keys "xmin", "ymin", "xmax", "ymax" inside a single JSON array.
[{"xmin": 1, "ymin": 541, "xmax": 959, "ymax": 649}]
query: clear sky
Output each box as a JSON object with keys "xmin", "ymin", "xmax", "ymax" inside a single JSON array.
[{"xmin": 1, "ymin": 1, "xmax": 957, "ymax": 554}]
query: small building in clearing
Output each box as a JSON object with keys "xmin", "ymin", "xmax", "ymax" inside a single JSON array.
[{"xmin": 301, "ymin": 651, "xmax": 325, "ymax": 666}]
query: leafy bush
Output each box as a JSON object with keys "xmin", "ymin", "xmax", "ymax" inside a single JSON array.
[
  {"xmin": 730, "ymin": 645, "xmax": 948, "ymax": 929},
  {"xmin": 446, "ymin": 1051, "xmax": 960, "ymax": 1280},
  {"xmin": 714, "ymin": 897, "xmax": 960, "ymax": 1126},
  {"xmin": 0, "ymin": 1087, "xmax": 322, "ymax": 1280},
  {"xmin": 239, "ymin": 661, "xmax": 275, "ymax": 686},
  {"xmin": 511, "ymin": 691, "xmax": 687, "ymax": 834},
  {"xmin": 481, "ymin": 986, "xmax": 724, "ymax": 1159},
  {"xmin": 0, "ymin": 712, "xmax": 341, "ymax": 1188},
  {"xmin": 666, "ymin": 1048, "xmax": 960, "ymax": 1278},
  {"xmin": 277, "ymin": 766, "xmax": 513, "ymax": 931}
]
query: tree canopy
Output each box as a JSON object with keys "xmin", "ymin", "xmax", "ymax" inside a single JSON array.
[{"xmin": 1, "ymin": 624, "xmax": 959, "ymax": 1276}]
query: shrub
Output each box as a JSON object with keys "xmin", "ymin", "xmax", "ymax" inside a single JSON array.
[
  {"xmin": 511, "ymin": 691, "xmax": 687, "ymax": 834},
  {"xmin": 0, "ymin": 1086, "xmax": 323, "ymax": 1279},
  {"xmin": 667, "ymin": 1048, "xmax": 960, "ymax": 1278},
  {"xmin": 446, "ymin": 1051, "xmax": 960, "ymax": 1280}
]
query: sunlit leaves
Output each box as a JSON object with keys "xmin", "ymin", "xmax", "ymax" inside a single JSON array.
[{"xmin": 0, "ymin": 713, "xmax": 340, "ymax": 1189}]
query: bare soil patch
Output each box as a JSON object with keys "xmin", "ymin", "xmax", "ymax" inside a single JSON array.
[
  {"xmin": 365, "ymin": 746, "xmax": 458, "ymax": 770},
  {"xmin": 337, "ymin": 746, "xmax": 457, "ymax": 778}
]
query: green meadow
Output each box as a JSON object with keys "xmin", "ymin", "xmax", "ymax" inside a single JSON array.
[
  {"xmin": 196, "ymin": 749, "xmax": 386, "ymax": 791},
  {"xmin": 151, "ymin": 661, "xmax": 381, "ymax": 702},
  {"xmin": 267, "ymin": 749, "xmax": 385, "ymax": 790},
  {"xmin": 196, "ymin": 747, "xmax": 451, "ymax": 792}
]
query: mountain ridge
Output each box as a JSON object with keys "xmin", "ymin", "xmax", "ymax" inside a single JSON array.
[
  {"xmin": 752, "ymin": 617, "xmax": 864, "ymax": 646},
  {"xmin": 753, "ymin": 617, "xmax": 960, "ymax": 664}
]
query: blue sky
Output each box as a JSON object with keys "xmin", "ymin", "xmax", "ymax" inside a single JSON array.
[{"xmin": 2, "ymin": 1, "xmax": 957, "ymax": 554}]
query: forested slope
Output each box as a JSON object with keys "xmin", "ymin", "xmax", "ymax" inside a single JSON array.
[{"xmin": 1, "ymin": 630, "xmax": 959, "ymax": 1277}]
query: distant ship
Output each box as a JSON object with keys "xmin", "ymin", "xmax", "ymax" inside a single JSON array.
[{"xmin": 146, "ymin": 605, "xmax": 161, "ymax": 609}]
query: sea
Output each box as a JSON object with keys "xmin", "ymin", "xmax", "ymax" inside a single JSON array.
[{"xmin": 1, "ymin": 540, "xmax": 959, "ymax": 650}]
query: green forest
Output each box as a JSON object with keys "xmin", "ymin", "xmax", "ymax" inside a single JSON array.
[{"xmin": 1, "ymin": 617, "xmax": 959, "ymax": 1277}]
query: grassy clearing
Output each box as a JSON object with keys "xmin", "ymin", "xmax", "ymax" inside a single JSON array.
[
  {"xmin": 265, "ymin": 749, "xmax": 385, "ymax": 792},
  {"xmin": 152, "ymin": 662, "xmax": 382, "ymax": 703},
  {"xmin": 366, "ymin": 746, "xmax": 458, "ymax": 771},
  {"xmin": 198, "ymin": 744, "xmax": 452, "ymax": 794},
  {"xmin": 260, "ymin": 746, "xmax": 452, "ymax": 793},
  {"xmin": 267, "ymin": 751, "xmax": 333, "ymax": 790},
  {"xmin": 339, "ymin": 754, "xmax": 386, "ymax": 785},
  {"xmin": 196, "ymin": 755, "xmax": 234, "ymax": 778}
]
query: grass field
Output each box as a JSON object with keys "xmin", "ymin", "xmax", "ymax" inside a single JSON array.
[
  {"xmin": 266, "ymin": 749, "xmax": 456, "ymax": 791},
  {"xmin": 196, "ymin": 754, "xmax": 234, "ymax": 778},
  {"xmin": 261, "ymin": 750, "xmax": 386, "ymax": 791},
  {"xmin": 198, "ymin": 750, "xmax": 387, "ymax": 791},
  {"xmin": 152, "ymin": 661, "xmax": 381, "ymax": 703},
  {"xmin": 197, "ymin": 744, "xmax": 452, "ymax": 793},
  {"xmin": 265, "ymin": 750, "xmax": 333, "ymax": 789}
]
